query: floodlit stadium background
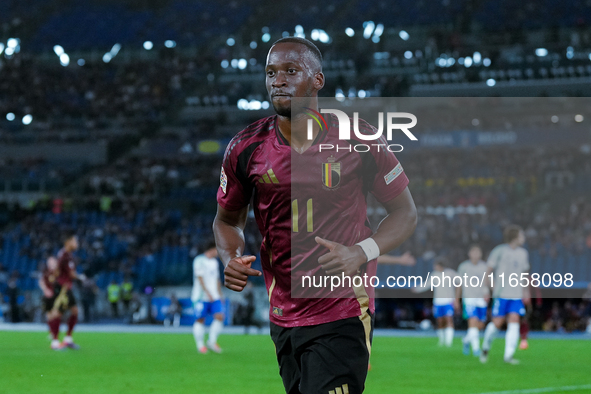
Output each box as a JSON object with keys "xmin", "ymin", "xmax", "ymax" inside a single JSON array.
[{"xmin": 0, "ymin": 1, "xmax": 590, "ymax": 393}]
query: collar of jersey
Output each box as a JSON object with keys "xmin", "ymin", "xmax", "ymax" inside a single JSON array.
[{"xmin": 273, "ymin": 113, "xmax": 332, "ymax": 147}]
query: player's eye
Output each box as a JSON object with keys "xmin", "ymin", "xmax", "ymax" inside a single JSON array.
[
  {"xmin": 288, "ymin": 68, "xmax": 297, "ymax": 74},
  {"xmin": 266, "ymin": 70, "xmax": 275, "ymax": 77}
]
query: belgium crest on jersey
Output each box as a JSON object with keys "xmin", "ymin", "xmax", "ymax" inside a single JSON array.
[{"xmin": 322, "ymin": 156, "xmax": 341, "ymax": 189}]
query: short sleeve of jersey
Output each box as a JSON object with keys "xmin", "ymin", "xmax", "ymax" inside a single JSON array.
[
  {"xmin": 457, "ymin": 262, "xmax": 466, "ymax": 276},
  {"xmin": 487, "ymin": 245, "xmax": 502, "ymax": 269},
  {"xmin": 193, "ymin": 256, "xmax": 206, "ymax": 277},
  {"xmin": 368, "ymin": 134, "xmax": 409, "ymax": 203},
  {"xmin": 216, "ymin": 139, "xmax": 253, "ymax": 211}
]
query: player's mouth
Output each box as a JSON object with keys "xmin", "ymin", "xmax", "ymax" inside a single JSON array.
[{"xmin": 272, "ymin": 92, "xmax": 292, "ymax": 97}]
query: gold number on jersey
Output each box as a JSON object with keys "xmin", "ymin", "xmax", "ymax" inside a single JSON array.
[{"xmin": 292, "ymin": 199, "xmax": 313, "ymax": 232}]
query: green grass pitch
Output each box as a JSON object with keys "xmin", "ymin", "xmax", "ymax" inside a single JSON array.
[{"xmin": 1, "ymin": 331, "xmax": 590, "ymax": 394}]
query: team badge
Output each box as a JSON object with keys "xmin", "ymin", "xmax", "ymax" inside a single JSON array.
[
  {"xmin": 322, "ymin": 156, "xmax": 341, "ymax": 189},
  {"xmin": 220, "ymin": 166, "xmax": 228, "ymax": 194}
]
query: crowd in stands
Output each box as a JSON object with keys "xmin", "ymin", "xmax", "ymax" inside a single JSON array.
[
  {"xmin": 0, "ymin": 57, "xmax": 179, "ymax": 137},
  {"xmin": 82, "ymin": 155, "xmax": 221, "ymax": 197},
  {"xmin": 390, "ymin": 147, "xmax": 591, "ymax": 264},
  {"xmin": 4, "ymin": 0, "xmax": 591, "ymax": 138}
]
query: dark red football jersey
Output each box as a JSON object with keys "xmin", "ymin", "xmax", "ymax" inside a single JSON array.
[
  {"xmin": 42, "ymin": 267, "xmax": 56, "ymax": 291},
  {"xmin": 56, "ymin": 248, "xmax": 76, "ymax": 288},
  {"xmin": 217, "ymin": 114, "xmax": 409, "ymax": 327}
]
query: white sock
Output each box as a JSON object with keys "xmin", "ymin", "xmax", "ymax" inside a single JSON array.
[
  {"xmin": 64, "ymin": 335, "xmax": 73, "ymax": 344},
  {"xmin": 462, "ymin": 329, "xmax": 471, "ymax": 344},
  {"xmin": 444, "ymin": 327, "xmax": 454, "ymax": 347},
  {"xmin": 437, "ymin": 329, "xmax": 444, "ymax": 345},
  {"xmin": 208, "ymin": 319, "xmax": 224, "ymax": 345},
  {"xmin": 504, "ymin": 323, "xmax": 520, "ymax": 361},
  {"xmin": 468, "ymin": 327, "xmax": 480, "ymax": 352},
  {"xmin": 482, "ymin": 322, "xmax": 498, "ymax": 351},
  {"xmin": 193, "ymin": 322, "xmax": 205, "ymax": 349}
]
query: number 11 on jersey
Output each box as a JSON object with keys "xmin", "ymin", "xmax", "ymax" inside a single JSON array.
[{"xmin": 292, "ymin": 199, "xmax": 313, "ymax": 232}]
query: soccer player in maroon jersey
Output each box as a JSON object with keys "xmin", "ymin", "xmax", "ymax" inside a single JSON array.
[
  {"xmin": 46, "ymin": 232, "xmax": 82, "ymax": 350},
  {"xmin": 213, "ymin": 37, "xmax": 417, "ymax": 394},
  {"xmin": 39, "ymin": 256, "xmax": 59, "ymax": 347}
]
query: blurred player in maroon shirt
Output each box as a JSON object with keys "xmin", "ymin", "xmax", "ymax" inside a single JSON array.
[
  {"xmin": 39, "ymin": 256, "xmax": 58, "ymax": 343},
  {"xmin": 38, "ymin": 232, "xmax": 82, "ymax": 350},
  {"xmin": 213, "ymin": 37, "xmax": 417, "ymax": 394}
]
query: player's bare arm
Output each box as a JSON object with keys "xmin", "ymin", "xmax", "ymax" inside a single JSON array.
[
  {"xmin": 217, "ymin": 280, "xmax": 224, "ymax": 300},
  {"xmin": 317, "ymin": 187, "xmax": 417, "ymax": 276},
  {"xmin": 198, "ymin": 276, "xmax": 213, "ymax": 301},
  {"xmin": 39, "ymin": 277, "xmax": 53, "ymax": 298},
  {"xmin": 455, "ymin": 284, "xmax": 462, "ymax": 309},
  {"xmin": 213, "ymin": 204, "xmax": 261, "ymax": 292},
  {"xmin": 484, "ymin": 266, "xmax": 494, "ymax": 289}
]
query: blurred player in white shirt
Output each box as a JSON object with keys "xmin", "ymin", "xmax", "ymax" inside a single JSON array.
[
  {"xmin": 414, "ymin": 257, "xmax": 458, "ymax": 347},
  {"xmin": 480, "ymin": 225, "xmax": 529, "ymax": 365},
  {"xmin": 455, "ymin": 245, "xmax": 489, "ymax": 357},
  {"xmin": 192, "ymin": 240, "xmax": 224, "ymax": 354}
]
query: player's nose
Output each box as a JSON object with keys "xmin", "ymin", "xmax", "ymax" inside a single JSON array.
[{"xmin": 272, "ymin": 72, "xmax": 288, "ymax": 87}]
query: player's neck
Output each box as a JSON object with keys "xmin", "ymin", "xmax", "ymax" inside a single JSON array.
[{"xmin": 277, "ymin": 113, "xmax": 320, "ymax": 153}]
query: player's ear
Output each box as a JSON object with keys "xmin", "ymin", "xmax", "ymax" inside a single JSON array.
[{"xmin": 314, "ymin": 72, "xmax": 325, "ymax": 91}]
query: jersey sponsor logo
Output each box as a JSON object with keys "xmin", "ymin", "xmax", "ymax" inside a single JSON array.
[
  {"xmin": 220, "ymin": 166, "xmax": 228, "ymax": 194},
  {"xmin": 384, "ymin": 162, "xmax": 403, "ymax": 185},
  {"xmin": 322, "ymin": 156, "xmax": 341, "ymax": 189},
  {"xmin": 272, "ymin": 306, "xmax": 283, "ymax": 316},
  {"xmin": 258, "ymin": 168, "xmax": 280, "ymax": 184}
]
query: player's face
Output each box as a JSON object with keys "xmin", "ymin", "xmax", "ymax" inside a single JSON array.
[
  {"xmin": 265, "ymin": 43, "xmax": 322, "ymax": 117},
  {"xmin": 47, "ymin": 257, "xmax": 57, "ymax": 271},
  {"xmin": 68, "ymin": 236, "xmax": 79, "ymax": 250},
  {"xmin": 517, "ymin": 231, "xmax": 525, "ymax": 246},
  {"xmin": 468, "ymin": 247, "xmax": 482, "ymax": 262}
]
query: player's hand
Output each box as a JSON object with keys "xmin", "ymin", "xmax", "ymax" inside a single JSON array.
[
  {"xmin": 224, "ymin": 255, "xmax": 261, "ymax": 292},
  {"xmin": 43, "ymin": 289, "xmax": 54, "ymax": 298},
  {"xmin": 398, "ymin": 251, "xmax": 416, "ymax": 266},
  {"xmin": 315, "ymin": 237, "xmax": 366, "ymax": 277}
]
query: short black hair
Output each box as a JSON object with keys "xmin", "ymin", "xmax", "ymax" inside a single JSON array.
[
  {"xmin": 504, "ymin": 224, "xmax": 523, "ymax": 243},
  {"xmin": 62, "ymin": 230, "xmax": 77, "ymax": 244},
  {"xmin": 272, "ymin": 37, "xmax": 323, "ymax": 68},
  {"xmin": 434, "ymin": 256, "xmax": 449, "ymax": 268},
  {"xmin": 202, "ymin": 239, "xmax": 217, "ymax": 252}
]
